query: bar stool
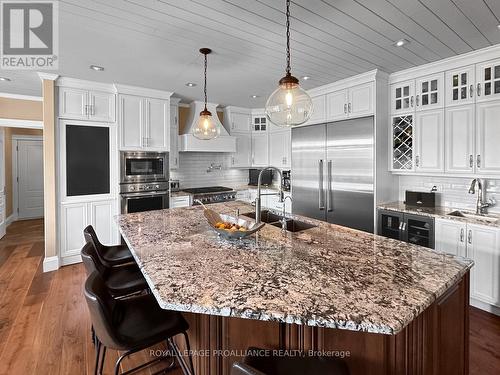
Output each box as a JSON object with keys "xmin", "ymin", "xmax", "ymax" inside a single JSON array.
[
  {"xmin": 81, "ymin": 242, "xmax": 148, "ymax": 298},
  {"xmin": 231, "ymin": 347, "xmax": 350, "ymax": 375},
  {"xmin": 84, "ymin": 271, "xmax": 195, "ymax": 375},
  {"xmin": 84, "ymin": 225, "xmax": 134, "ymax": 267}
]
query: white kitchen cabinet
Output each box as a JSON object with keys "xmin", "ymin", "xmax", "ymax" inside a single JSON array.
[
  {"xmin": 119, "ymin": 94, "xmax": 143, "ymax": 149},
  {"xmin": 390, "ymin": 80, "xmax": 415, "ymax": 114},
  {"xmin": 326, "ymin": 89, "xmax": 348, "ymax": 121},
  {"xmin": 445, "ymin": 105, "xmax": 474, "ymax": 173},
  {"xmin": 435, "ymin": 219, "xmax": 467, "ymax": 257},
  {"xmin": 170, "ymin": 195, "xmax": 191, "ymax": 208},
  {"xmin": 415, "ymin": 109, "xmax": 444, "ymax": 172},
  {"xmin": 468, "ymin": 223, "xmax": 500, "ymax": 307},
  {"xmin": 349, "ymin": 82, "xmax": 374, "ymax": 118},
  {"xmin": 445, "ymin": 65, "xmax": 475, "ymax": 106},
  {"xmin": 326, "ymin": 83, "xmax": 373, "ymax": 121},
  {"xmin": 415, "ymin": 73, "xmax": 444, "ymax": 111},
  {"xmin": 170, "ymin": 102, "xmax": 179, "ymax": 169},
  {"xmin": 251, "ymin": 133, "xmax": 269, "ymax": 167},
  {"xmin": 305, "ymin": 95, "xmax": 326, "ymax": 125},
  {"xmin": 147, "ymin": 98, "xmax": 169, "ymax": 150},
  {"xmin": 60, "ymin": 202, "xmax": 87, "ymax": 258},
  {"xmin": 119, "ymin": 94, "xmax": 170, "ymax": 151},
  {"xmin": 476, "ymin": 58, "xmax": 500, "ymax": 103},
  {"xmin": 230, "ymin": 112, "xmax": 251, "ymax": 133},
  {"xmin": 269, "ymin": 130, "xmax": 291, "ymax": 169},
  {"xmin": 60, "ymin": 198, "xmax": 119, "ymax": 261},
  {"xmin": 59, "ymin": 87, "xmax": 115, "ymax": 122},
  {"xmin": 231, "ymin": 133, "xmax": 251, "ymax": 168},
  {"xmin": 476, "ymin": 100, "xmax": 500, "ymax": 174}
]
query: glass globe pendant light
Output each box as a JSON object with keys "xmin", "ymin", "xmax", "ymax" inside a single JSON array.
[
  {"xmin": 265, "ymin": 0, "xmax": 313, "ymax": 127},
  {"xmin": 193, "ymin": 48, "xmax": 221, "ymax": 140}
]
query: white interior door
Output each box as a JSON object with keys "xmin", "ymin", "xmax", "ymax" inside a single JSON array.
[
  {"xmin": 0, "ymin": 129, "xmax": 6, "ymax": 239},
  {"xmin": 17, "ymin": 139, "xmax": 44, "ymax": 219}
]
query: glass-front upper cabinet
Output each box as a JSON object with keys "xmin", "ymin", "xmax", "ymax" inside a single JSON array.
[
  {"xmin": 476, "ymin": 58, "xmax": 500, "ymax": 102},
  {"xmin": 445, "ymin": 65, "xmax": 475, "ymax": 106},
  {"xmin": 391, "ymin": 114, "xmax": 414, "ymax": 171},
  {"xmin": 415, "ymin": 73, "xmax": 444, "ymax": 111},
  {"xmin": 253, "ymin": 116, "xmax": 267, "ymax": 132},
  {"xmin": 390, "ymin": 80, "xmax": 415, "ymax": 114}
]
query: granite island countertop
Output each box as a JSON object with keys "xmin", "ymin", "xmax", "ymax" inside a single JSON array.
[{"xmin": 116, "ymin": 201, "xmax": 473, "ymax": 335}]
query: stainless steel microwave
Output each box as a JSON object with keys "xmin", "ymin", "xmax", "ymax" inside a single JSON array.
[{"xmin": 120, "ymin": 151, "xmax": 169, "ymax": 183}]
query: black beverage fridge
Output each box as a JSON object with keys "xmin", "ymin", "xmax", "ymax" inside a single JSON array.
[{"xmin": 378, "ymin": 209, "xmax": 435, "ymax": 249}]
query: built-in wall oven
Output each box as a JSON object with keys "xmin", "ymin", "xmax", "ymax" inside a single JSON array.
[
  {"xmin": 120, "ymin": 151, "xmax": 169, "ymax": 214},
  {"xmin": 120, "ymin": 151, "xmax": 168, "ymax": 183}
]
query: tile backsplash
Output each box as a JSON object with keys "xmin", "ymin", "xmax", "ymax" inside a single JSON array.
[
  {"xmin": 399, "ymin": 176, "xmax": 500, "ymax": 214},
  {"xmin": 170, "ymin": 152, "xmax": 248, "ymax": 188}
]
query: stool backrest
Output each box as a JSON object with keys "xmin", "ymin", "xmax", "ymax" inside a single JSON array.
[
  {"xmin": 81, "ymin": 241, "xmax": 107, "ymax": 277},
  {"xmin": 84, "ymin": 271, "xmax": 123, "ymax": 350},
  {"xmin": 83, "ymin": 225, "xmax": 109, "ymax": 265}
]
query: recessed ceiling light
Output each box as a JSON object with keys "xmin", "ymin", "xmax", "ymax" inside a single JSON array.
[
  {"xmin": 90, "ymin": 64, "xmax": 104, "ymax": 71},
  {"xmin": 302, "ymin": 76, "xmax": 310, "ymax": 80},
  {"xmin": 393, "ymin": 39, "xmax": 409, "ymax": 47},
  {"xmin": 0, "ymin": 77, "xmax": 11, "ymax": 82},
  {"xmin": 497, "ymin": 24, "xmax": 500, "ymax": 30},
  {"xmin": 250, "ymin": 95, "xmax": 260, "ymax": 99},
  {"xmin": 185, "ymin": 82, "xmax": 197, "ymax": 87}
]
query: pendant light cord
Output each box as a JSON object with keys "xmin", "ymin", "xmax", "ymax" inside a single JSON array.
[
  {"xmin": 286, "ymin": 0, "xmax": 291, "ymax": 76},
  {"xmin": 204, "ymin": 52, "xmax": 208, "ymax": 111}
]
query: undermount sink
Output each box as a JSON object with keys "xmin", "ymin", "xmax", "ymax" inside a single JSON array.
[
  {"xmin": 447, "ymin": 210, "xmax": 499, "ymax": 223},
  {"xmin": 242, "ymin": 210, "xmax": 317, "ymax": 233}
]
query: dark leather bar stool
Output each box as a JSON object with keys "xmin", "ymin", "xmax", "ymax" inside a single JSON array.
[
  {"xmin": 85, "ymin": 271, "xmax": 195, "ymax": 375},
  {"xmin": 231, "ymin": 347, "xmax": 350, "ymax": 375},
  {"xmin": 81, "ymin": 242, "xmax": 148, "ymax": 298},
  {"xmin": 84, "ymin": 225, "xmax": 134, "ymax": 267}
]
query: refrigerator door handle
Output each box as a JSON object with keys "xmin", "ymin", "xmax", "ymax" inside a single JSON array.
[
  {"xmin": 318, "ymin": 159, "xmax": 325, "ymax": 210},
  {"xmin": 327, "ymin": 160, "xmax": 333, "ymax": 212}
]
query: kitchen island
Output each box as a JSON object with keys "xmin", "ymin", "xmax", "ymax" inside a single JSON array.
[{"xmin": 116, "ymin": 201, "xmax": 473, "ymax": 375}]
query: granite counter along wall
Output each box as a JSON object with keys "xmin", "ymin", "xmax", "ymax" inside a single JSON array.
[
  {"xmin": 399, "ymin": 175, "xmax": 500, "ymax": 214},
  {"xmin": 170, "ymin": 152, "xmax": 249, "ymax": 188}
]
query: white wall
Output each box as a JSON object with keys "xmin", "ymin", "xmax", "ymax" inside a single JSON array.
[
  {"xmin": 399, "ymin": 175, "xmax": 500, "ymax": 214},
  {"xmin": 171, "ymin": 152, "xmax": 248, "ymax": 188}
]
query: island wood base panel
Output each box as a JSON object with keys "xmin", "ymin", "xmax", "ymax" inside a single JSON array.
[{"xmin": 176, "ymin": 273, "xmax": 469, "ymax": 375}]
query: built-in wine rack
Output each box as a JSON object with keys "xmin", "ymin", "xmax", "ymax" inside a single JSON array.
[{"xmin": 392, "ymin": 115, "xmax": 413, "ymax": 170}]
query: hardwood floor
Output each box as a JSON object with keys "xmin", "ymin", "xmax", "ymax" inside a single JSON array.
[{"xmin": 0, "ymin": 219, "xmax": 499, "ymax": 374}]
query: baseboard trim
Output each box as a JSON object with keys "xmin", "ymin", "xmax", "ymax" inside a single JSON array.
[
  {"xmin": 470, "ymin": 298, "xmax": 500, "ymax": 317},
  {"xmin": 5, "ymin": 213, "xmax": 16, "ymax": 227},
  {"xmin": 42, "ymin": 256, "xmax": 60, "ymax": 273},
  {"xmin": 60, "ymin": 254, "xmax": 82, "ymax": 267}
]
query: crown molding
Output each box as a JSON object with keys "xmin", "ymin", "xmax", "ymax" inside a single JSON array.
[
  {"xmin": 37, "ymin": 72, "xmax": 59, "ymax": 81},
  {"xmin": 0, "ymin": 118, "xmax": 43, "ymax": 129},
  {"xmin": 113, "ymin": 83, "xmax": 173, "ymax": 99},
  {"xmin": 0, "ymin": 92, "xmax": 42, "ymax": 101},
  {"xmin": 57, "ymin": 77, "xmax": 115, "ymax": 92},
  {"xmin": 389, "ymin": 43, "xmax": 500, "ymax": 84},
  {"xmin": 170, "ymin": 97, "xmax": 182, "ymax": 105}
]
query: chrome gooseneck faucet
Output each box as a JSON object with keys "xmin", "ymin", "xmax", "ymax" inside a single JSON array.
[
  {"xmin": 468, "ymin": 178, "xmax": 493, "ymax": 215},
  {"xmin": 255, "ymin": 167, "xmax": 284, "ymax": 224}
]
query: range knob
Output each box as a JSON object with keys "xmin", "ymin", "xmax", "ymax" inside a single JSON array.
[
  {"xmin": 129, "ymin": 186, "xmax": 135, "ymax": 191},
  {"xmin": 155, "ymin": 184, "xmax": 160, "ymax": 189}
]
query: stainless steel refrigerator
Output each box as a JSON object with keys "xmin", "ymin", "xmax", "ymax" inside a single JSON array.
[{"xmin": 291, "ymin": 117, "xmax": 374, "ymax": 232}]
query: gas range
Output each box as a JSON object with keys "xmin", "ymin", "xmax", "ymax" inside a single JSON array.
[{"xmin": 183, "ymin": 186, "xmax": 236, "ymax": 205}]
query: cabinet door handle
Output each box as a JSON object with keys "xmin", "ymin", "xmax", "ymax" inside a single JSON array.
[
  {"xmin": 477, "ymin": 83, "xmax": 481, "ymax": 96},
  {"xmin": 410, "ymin": 96, "xmax": 414, "ymax": 107},
  {"xmin": 344, "ymin": 104, "xmax": 347, "ymax": 114},
  {"xmin": 415, "ymin": 155, "xmax": 420, "ymax": 168},
  {"xmin": 232, "ymin": 156, "xmax": 235, "ymax": 165},
  {"xmin": 460, "ymin": 228, "xmax": 465, "ymax": 242},
  {"xmin": 232, "ymin": 121, "xmax": 234, "ymax": 130},
  {"xmin": 477, "ymin": 155, "xmax": 481, "ymax": 168},
  {"xmin": 175, "ymin": 157, "xmax": 178, "ymax": 166},
  {"xmin": 416, "ymin": 94, "xmax": 420, "ymax": 106},
  {"xmin": 470, "ymin": 84, "xmax": 474, "ymax": 98},
  {"xmin": 468, "ymin": 230, "xmax": 472, "ymax": 244},
  {"xmin": 84, "ymin": 104, "xmax": 88, "ymax": 116},
  {"xmin": 469, "ymin": 154, "xmax": 474, "ymax": 168},
  {"xmin": 399, "ymin": 222, "xmax": 403, "ymax": 230},
  {"xmin": 348, "ymin": 102, "xmax": 352, "ymax": 113}
]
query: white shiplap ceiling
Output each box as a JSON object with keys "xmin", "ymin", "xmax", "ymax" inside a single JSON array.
[{"xmin": 1, "ymin": 0, "xmax": 499, "ymax": 107}]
